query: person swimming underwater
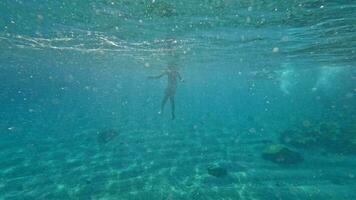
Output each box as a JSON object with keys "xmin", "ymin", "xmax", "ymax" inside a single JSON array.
[{"xmin": 147, "ymin": 65, "xmax": 183, "ymax": 119}]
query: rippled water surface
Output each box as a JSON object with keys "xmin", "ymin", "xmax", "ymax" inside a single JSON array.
[{"xmin": 0, "ymin": 0, "xmax": 356, "ymax": 199}]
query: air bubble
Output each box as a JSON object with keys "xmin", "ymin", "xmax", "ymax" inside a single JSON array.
[
  {"xmin": 281, "ymin": 36, "xmax": 289, "ymax": 41},
  {"xmin": 246, "ymin": 17, "xmax": 251, "ymax": 23},
  {"xmin": 37, "ymin": 15, "xmax": 44, "ymax": 20},
  {"xmin": 345, "ymin": 93, "xmax": 353, "ymax": 98},
  {"xmin": 249, "ymin": 128, "xmax": 256, "ymax": 133}
]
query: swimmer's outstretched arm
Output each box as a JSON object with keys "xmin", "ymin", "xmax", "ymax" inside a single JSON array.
[{"xmin": 147, "ymin": 71, "xmax": 167, "ymax": 79}]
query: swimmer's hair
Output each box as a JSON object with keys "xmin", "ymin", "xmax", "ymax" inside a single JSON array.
[{"xmin": 167, "ymin": 64, "xmax": 180, "ymax": 71}]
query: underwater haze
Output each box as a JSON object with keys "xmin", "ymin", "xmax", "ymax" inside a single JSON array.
[{"xmin": 1, "ymin": 0, "xmax": 356, "ymax": 199}]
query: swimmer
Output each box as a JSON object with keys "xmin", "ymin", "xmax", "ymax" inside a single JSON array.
[{"xmin": 147, "ymin": 65, "xmax": 183, "ymax": 119}]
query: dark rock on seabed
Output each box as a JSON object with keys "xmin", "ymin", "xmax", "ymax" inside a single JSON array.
[
  {"xmin": 280, "ymin": 122, "xmax": 356, "ymax": 154},
  {"xmin": 262, "ymin": 144, "xmax": 303, "ymax": 164},
  {"xmin": 97, "ymin": 129, "xmax": 119, "ymax": 144},
  {"xmin": 207, "ymin": 166, "xmax": 228, "ymax": 177}
]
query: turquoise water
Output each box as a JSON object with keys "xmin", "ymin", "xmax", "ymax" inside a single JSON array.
[{"xmin": 1, "ymin": 0, "xmax": 356, "ymax": 199}]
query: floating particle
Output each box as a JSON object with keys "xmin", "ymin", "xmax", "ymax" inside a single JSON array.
[
  {"xmin": 246, "ymin": 17, "xmax": 251, "ymax": 23},
  {"xmin": 193, "ymin": 125, "xmax": 198, "ymax": 130},
  {"xmin": 345, "ymin": 93, "xmax": 353, "ymax": 98},
  {"xmin": 272, "ymin": 47, "xmax": 279, "ymax": 53},
  {"xmin": 56, "ymin": 184, "xmax": 65, "ymax": 190},
  {"xmin": 302, "ymin": 120, "xmax": 311, "ymax": 127},
  {"xmin": 144, "ymin": 63, "xmax": 150, "ymax": 67},
  {"xmin": 281, "ymin": 36, "xmax": 289, "ymax": 41},
  {"xmin": 249, "ymin": 128, "xmax": 257, "ymax": 133},
  {"xmin": 260, "ymin": 18, "xmax": 266, "ymax": 24},
  {"xmin": 37, "ymin": 15, "xmax": 44, "ymax": 20}
]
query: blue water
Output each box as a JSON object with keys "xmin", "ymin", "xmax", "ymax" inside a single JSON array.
[{"xmin": 1, "ymin": 0, "xmax": 356, "ymax": 199}]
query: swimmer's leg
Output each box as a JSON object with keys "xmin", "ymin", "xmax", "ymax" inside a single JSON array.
[
  {"xmin": 170, "ymin": 96, "xmax": 175, "ymax": 120},
  {"xmin": 160, "ymin": 93, "xmax": 170, "ymax": 114}
]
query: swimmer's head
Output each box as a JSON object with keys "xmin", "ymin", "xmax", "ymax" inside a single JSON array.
[{"xmin": 168, "ymin": 64, "xmax": 178, "ymax": 70}]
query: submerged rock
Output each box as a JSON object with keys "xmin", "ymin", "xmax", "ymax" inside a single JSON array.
[
  {"xmin": 279, "ymin": 122, "xmax": 356, "ymax": 155},
  {"xmin": 97, "ymin": 129, "xmax": 119, "ymax": 144},
  {"xmin": 207, "ymin": 166, "xmax": 228, "ymax": 177},
  {"xmin": 276, "ymin": 120, "xmax": 356, "ymax": 156},
  {"xmin": 262, "ymin": 144, "xmax": 303, "ymax": 164}
]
